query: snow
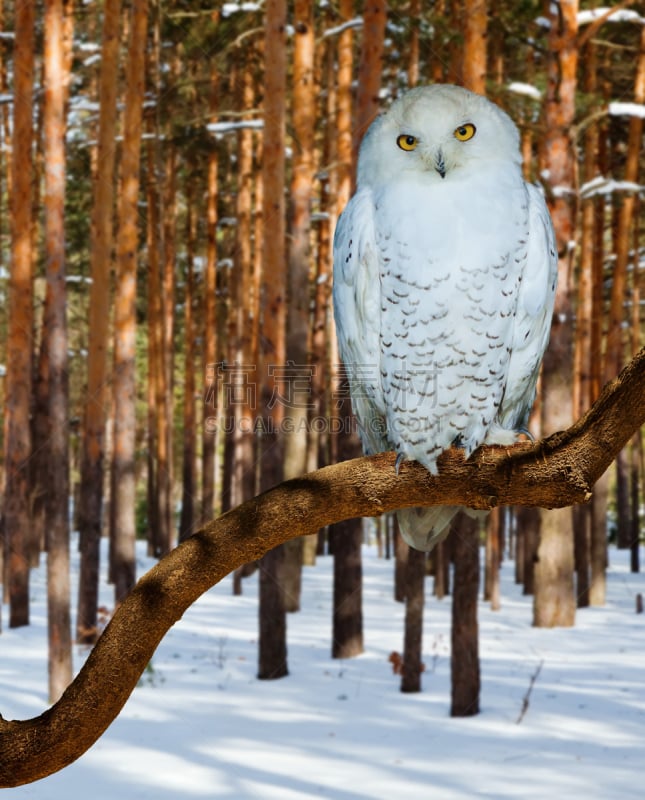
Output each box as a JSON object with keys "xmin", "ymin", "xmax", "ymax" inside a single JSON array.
[
  {"xmin": 221, "ymin": 2, "xmax": 262, "ymax": 18},
  {"xmin": 208, "ymin": 120, "xmax": 264, "ymax": 135},
  {"xmin": 507, "ymin": 82, "xmax": 542, "ymax": 101},
  {"xmin": 609, "ymin": 102, "xmax": 645, "ymax": 119},
  {"xmin": 578, "ymin": 8, "xmax": 645, "ymax": 26},
  {"xmin": 581, "ymin": 176, "xmax": 644, "ymax": 198},
  {"xmin": 1, "ymin": 537, "xmax": 645, "ymax": 799}
]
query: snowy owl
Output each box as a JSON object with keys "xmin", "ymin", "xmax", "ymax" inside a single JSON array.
[{"xmin": 332, "ymin": 85, "xmax": 557, "ymax": 551}]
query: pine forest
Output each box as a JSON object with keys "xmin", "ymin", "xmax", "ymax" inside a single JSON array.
[{"xmin": 0, "ymin": 0, "xmax": 644, "ymax": 793}]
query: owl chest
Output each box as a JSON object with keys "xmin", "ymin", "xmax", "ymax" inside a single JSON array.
[{"xmin": 374, "ymin": 181, "xmax": 526, "ymax": 338}]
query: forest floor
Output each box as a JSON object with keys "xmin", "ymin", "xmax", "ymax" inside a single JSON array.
[{"xmin": 1, "ymin": 534, "xmax": 644, "ymax": 799}]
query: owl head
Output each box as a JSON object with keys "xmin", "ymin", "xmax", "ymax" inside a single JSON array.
[{"xmin": 356, "ymin": 84, "xmax": 522, "ymax": 189}]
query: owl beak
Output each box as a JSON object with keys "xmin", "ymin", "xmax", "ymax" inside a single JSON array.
[{"xmin": 434, "ymin": 149, "xmax": 446, "ymax": 179}]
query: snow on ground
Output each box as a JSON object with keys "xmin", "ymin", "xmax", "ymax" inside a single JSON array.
[{"xmin": 1, "ymin": 536, "xmax": 644, "ymax": 799}]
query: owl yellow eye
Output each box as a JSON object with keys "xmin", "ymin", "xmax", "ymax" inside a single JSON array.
[
  {"xmin": 396, "ymin": 134, "xmax": 418, "ymax": 151},
  {"xmin": 454, "ymin": 123, "xmax": 476, "ymax": 141}
]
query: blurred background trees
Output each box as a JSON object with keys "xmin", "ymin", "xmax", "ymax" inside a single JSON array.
[{"xmin": 0, "ymin": 0, "xmax": 642, "ymax": 708}]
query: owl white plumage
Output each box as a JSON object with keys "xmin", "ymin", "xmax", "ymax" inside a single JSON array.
[{"xmin": 333, "ymin": 85, "xmax": 557, "ymax": 551}]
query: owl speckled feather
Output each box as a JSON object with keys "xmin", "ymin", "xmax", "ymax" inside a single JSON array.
[{"xmin": 333, "ymin": 85, "xmax": 557, "ymax": 551}]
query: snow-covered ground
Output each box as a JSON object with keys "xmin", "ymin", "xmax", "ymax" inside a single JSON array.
[{"xmin": 1, "ymin": 536, "xmax": 644, "ymax": 799}]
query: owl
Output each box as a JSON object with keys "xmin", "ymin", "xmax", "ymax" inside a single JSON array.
[{"xmin": 333, "ymin": 85, "xmax": 557, "ymax": 551}]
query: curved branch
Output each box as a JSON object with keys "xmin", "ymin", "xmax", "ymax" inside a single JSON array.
[{"xmin": 1, "ymin": 347, "xmax": 644, "ymax": 787}]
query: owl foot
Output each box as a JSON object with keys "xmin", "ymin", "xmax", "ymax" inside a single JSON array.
[
  {"xmin": 394, "ymin": 452, "xmax": 406, "ymax": 476},
  {"xmin": 516, "ymin": 427, "xmax": 534, "ymax": 442}
]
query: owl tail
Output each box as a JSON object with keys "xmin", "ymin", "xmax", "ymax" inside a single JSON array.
[{"xmin": 396, "ymin": 506, "xmax": 487, "ymax": 552}]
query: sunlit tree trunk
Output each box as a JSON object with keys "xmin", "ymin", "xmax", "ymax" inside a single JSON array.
[
  {"xmin": 111, "ymin": 0, "xmax": 148, "ymax": 604},
  {"xmin": 462, "ymin": 0, "xmax": 487, "ymax": 94},
  {"xmin": 201, "ymin": 63, "xmax": 219, "ymax": 524},
  {"xmin": 3, "ymin": 0, "xmax": 35, "ymax": 628},
  {"xmin": 281, "ymin": 0, "xmax": 316, "ymax": 611},
  {"xmin": 484, "ymin": 508, "xmax": 501, "ymax": 610},
  {"xmin": 77, "ymin": 0, "xmax": 121, "ymax": 645},
  {"xmin": 407, "ymin": 0, "xmax": 420, "ymax": 88},
  {"xmin": 43, "ymin": 0, "xmax": 72, "ymax": 701},
  {"xmin": 258, "ymin": 0, "xmax": 288, "ymax": 681},
  {"xmin": 533, "ymin": 0, "xmax": 578, "ymax": 629}
]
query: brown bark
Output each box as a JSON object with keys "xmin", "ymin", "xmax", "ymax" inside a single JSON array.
[
  {"xmin": 77, "ymin": 0, "xmax": 122, "ymax": 645},
  {"xmin": 401, "ymin": 547, "xmax": 425, "ymax": 693},
  {"xmin": 111, "ymin": 0, "xmax": 148, "ymax": 604},
  {"xmin": 571, "ymin": 42, "xmax": 597, "ymax": 612},
  {"xmin": 517, "ymin": 506, "xmax": 539, "ymax": 596},
  {"xmin": 604, "ymin": 24, "xmax": 645, "ymax": 382},
  {"xmin": 331, "ymin": 516, "xmax": 364, "ymax": 659},
  {"xmin": 4, "ymin": 0, "xmax": 35, "ymax": 628},
  {"xmin": 394, "ymin": 520, "xmax": 408, "ymax": 603},
  {"xmin": 484, "ymin": 507, "xmax": 501, "ymax": 610},
  {"xmin": 178, "ymin": 188, "xmax": 197, "ymax": 542},
  {"xmin": 201, "ymin": 64, "xmax": 219, "ymax": 524},
  {"xmin": 352, "ymin": 0, "xmax": 387, "ymax": 176},
  {"xmin": 534, "ymin": 0, "xmax": 579, "ymax": 629},
  {"xmin": 407, "ymin": 0, "xmax": 421, "ymax": 89},
  {"xmin": 159, "ymin": 140, "xmax": 177, "ymax": 555},
  {"xmin": 572, "ymin": 503, "xmax": 590, "ymax": 606},
  {"xmin": 281, "ymin": 0, "xmax": 316, "ymax": 610},
  {"xmin": 0, "ymin": 346, "xmax": 644, "ymax": 785},
  {"xmin": 450, "ymin": 513, "xmax": 480, "ymax": 717},
  {"xmin": 329, "ymin": 0, "xmax": 365, "ymax": 658},
  {"xmin": 44, "ymin": 0, "xmax": 72, "ymax": 702},
  {"xmin": 462, "ymin": 0, "xmax": 487, "ymax": 95},
  {"xmin": 146, "ymin": 139, "xmax": 162, "ymax": 556},
  {"xmin": 258, "ymin": 0, "xmax": 288, "ymax": 681}
]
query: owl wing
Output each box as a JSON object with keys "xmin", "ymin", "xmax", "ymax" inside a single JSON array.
[
  {"xmin": 332, "ymin": 187, "xmax": 389, "ymax": 454},
  {"xmin": 499, "ymin": 182, "xmax": 558, "ymax": 430}
]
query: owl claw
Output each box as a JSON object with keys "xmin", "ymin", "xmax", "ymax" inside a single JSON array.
[
  {"xmin": 516, "ymin": 427, "xmax": 534, "ymax": 442},
  {"xmin": 394, "ymin": 452, "xmax": 405, "ymax": 475}
]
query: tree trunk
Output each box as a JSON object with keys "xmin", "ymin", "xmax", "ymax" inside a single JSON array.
[
  {"xmin": 462, "ymin": 0, "xmax": 487, "ymax": 94},
  {"xmin": 352, "ymin": 0, "xmax": 387, "ymax": 172},
  {"xmin": 77, "ymin": 0, "xmax": 121, "ymax": 645},
  {"xmin": 407, "ymin": 0, "xmax": 420, "ymax": 88},
  {"xmin": 280, "ymin": 0, "xmax": 316, "ymax": 612},
  {"xmin": 573, "ymin": 503, "xmax": 590, "ymax": 607},
  {"xmin": 533, "ymin": 0, "xmax": 578, "ymax": 629},
  {"xmin": 484, "ymin": 507, "xmax": 501, "ymax": 610},
  {"xmin": 4, "ymin": 0, "xmax": 35, "ymax": 629},
  {"xmin": 179, "ymin": 186, "xmax": 197, "ymax": 542},
  {"xmin": 589, "ymin": 471, "xmax": 609, "ymax": 605},
  {"xmin": 160, "ymin": 141, "xmax": 177, "ymax": 555},
  {"xmin": 394, "ymin": 520, "xmax": 408, "ymax": 602},
  {"xmin": 517, "ymin": 506, "xmax": 539, "ymax": 595},
  {"xmin": 145, "ymin": 138, "xmax": 162, "ymax": 556},
  {"xmin": 201, "ymin": 62, "xmax": 219, "ymax": 524},
  {"xmin": 111, "ymin": 0, "xmax": 148, "ymax": 604},
  {"xmin": 332, "ymin": 516, "xmax": 364, "ymax": 659},
  {"xmin": 615, "ymin": 449, "xmax": 631, "ymax": 549},
  {"xmin": 401, "ymin": 547, "xmax": 425, "ymax": 693},
  {"xmin": 450, "ymin": 513, "xmax": 480, "ymax": 717},
  {"xmin": 44, "ymin": 0, "xmax": 72, "ymax": 702},
  {"xmin": 257, "ymin": 0, "xmax": 288, "ymax": 681}
]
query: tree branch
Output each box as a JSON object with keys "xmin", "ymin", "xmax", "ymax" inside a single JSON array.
[{"xmin": 1, "ymin": 347, "xmax": 644, "ymax": 787}]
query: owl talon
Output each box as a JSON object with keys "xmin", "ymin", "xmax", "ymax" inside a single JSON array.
[
  {"xmin": 394, "ymin": 453, "xmax": 405, "ymax": 475},
  {"xmin": 516, "ymin": 427, "xmax": 534, "ymax": 442}
]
